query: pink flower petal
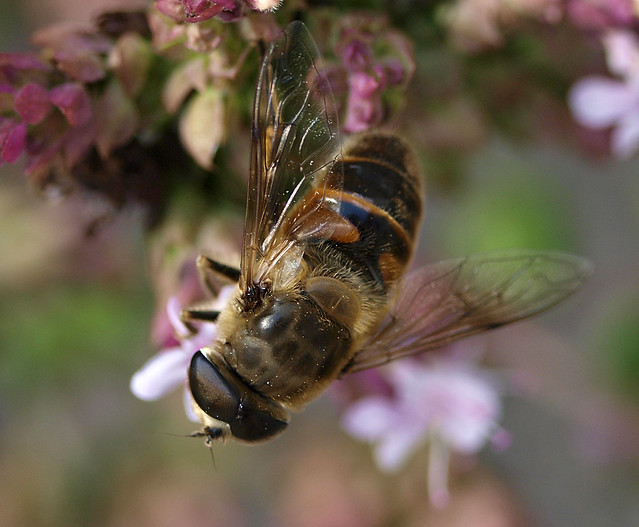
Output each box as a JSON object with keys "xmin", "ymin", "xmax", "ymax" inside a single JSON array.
[
  {"xmin": 1, "ymin": 121, "xmax": 26, "ymax": 163},
  {"xmin": 0, "ymin": 52, "xmax": 51, "ymax": 72},
  {"xmin": 342, "ymin": 397, "xmax": 398, "ymax": 440},
  {"xmin": 14, "ymin": 83, "xmax": 51, "ymax": 124},
  {"xmin": 130, "ymin": 348, "xmax": 190, "ymax": 401},
  {"xmin": 611, "ymin": 111, "xmax": 639, "ymax": 158},
  {"xmin": 49, "ymin": 83, "xmax": 93, "ymax": 127},
  {"xmin": 183, "ymin": 0, "xmax": 231, "ymax": 22},
  {"xmin": 374, "ymin": 424, "xmax": 425, "ymax": 472},
  {"xmin": 568, "ymin": 76, "xmax": 639, "ymax": 127},
  {"xmin": 183, "ymin": 388, "xmax": 201, "ymax": 422},
  {"xmin": 167, "ymin": 296, "xmax": 192, "ymax": 338},
  {"xmin": 349, "ymin": 71, "xmax": 379, "ymax": 98},
  {"xmin": 602, "ymin": 30, "xmax": 639, "ymax": 79}
]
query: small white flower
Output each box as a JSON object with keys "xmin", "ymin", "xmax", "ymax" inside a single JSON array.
[
  {"xmin": 342, "ymin": 356, "xmax": 506, "ymax": 507},
  {"xmin": 131, "ymin": 286, "xmax": 234, "ymax": 420},
  {"xmin": 569, "ymin": 30, "xmax": 639, "ymax": 158}
]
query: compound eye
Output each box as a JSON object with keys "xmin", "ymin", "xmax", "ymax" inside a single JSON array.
[
  {"xmin": 229, "ymin": 406, "xmax": 288, "ymax": 442},
  {"xmin": 189, "ymin": 351, "xmax": 239, "ymax": 424}
]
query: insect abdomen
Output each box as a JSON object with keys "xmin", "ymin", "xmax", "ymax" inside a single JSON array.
[{"xmin": 334, "ymin": 134, "xmax": 423, "ymax": 291}]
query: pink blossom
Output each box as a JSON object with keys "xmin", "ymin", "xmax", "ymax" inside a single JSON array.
[
  {"xmin": 183, "ymin": 0, "xmax": 235, "ymax": 22},
  {"xmin": 156, "ymin": 0, "xmax": 275, "ymax": 23},
  {"xmin": 333, "ymin": 20, "xmax": 414, "ymax": 134},
  {"xmin": 569, "ymin": 30, "xmax": 639, "ymax": 158},
  {"xmin": 342, "ymin": 357, "xmax": 506, "ymax": 508},
  {"xmin": 337, "ymin": 32, "xmax": 373, "ymax": 71},
  {"xmin": 49, "ymin": 83, "xmax": 93, "ymax": 127},
  {"xmin": 0, "ymin": 119, "xmax": 26, "ymax": 163},
  {"xmin": 343, "ymin": 72, "xmax": 383, "ymax": 133},
  {"xmin": 131, "ymin": 286, "xmax": 234, "ymax": 419},
  {"xmin": 566, "ymin": 0, "xmax": 636, "ymax": 30},
  {"xmin": 14, "ymin": 83, "xmax": 51, "ymax": 124}
]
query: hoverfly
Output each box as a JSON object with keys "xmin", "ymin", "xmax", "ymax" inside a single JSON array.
[{"xmin": 183, "ymin": 22, "xmax": 591, "ymax": 443}]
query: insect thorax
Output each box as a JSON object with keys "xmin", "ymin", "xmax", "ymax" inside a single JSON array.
[{"xmin": 219, "ymin": 289, "xmax": 353, "ymax": 407}]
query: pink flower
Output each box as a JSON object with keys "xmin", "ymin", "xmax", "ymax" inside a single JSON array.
[
  {"xmin": 156, "ymin": 0, "xmax": 279, "ymax": 23},
  {"xmin": 569, "ymin": 30, "xmax": 639, "ymax": 158},
  {"xmin": 343, "ymin": 72, "xmax": 383, "ymax": 133},
  {"xmin": 0, "ymin": 118, "xmax": 27, "ymax": 163},
  {"xmin": 332, "ymin": 20, "xmax": 415, "ymax": 134},
  {"xmin": 342, "ymin": 356, "xmax": 507, "ymax": 508},
  {"xmin": 49, "ymin": 82, "xmax": 93, "ymax": 127},
  {"xmin": 14, "ymin": 83, "xmax": 51, "ymax": 124},
  {"xmin": 130, "ymin": 286, "xmax": 234, "ymax": 420},
  {"xmin": 566, "ymin": 0, "xmax": 636, "ymax": 30},
  {"xmin": 156, "ymin": 0, "xmax": 235, "ymax": 23}
]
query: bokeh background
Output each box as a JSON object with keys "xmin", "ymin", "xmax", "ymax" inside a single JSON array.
[{"xmin": 1, "ymin": 1, "xmax": 639, "ymax": 526}]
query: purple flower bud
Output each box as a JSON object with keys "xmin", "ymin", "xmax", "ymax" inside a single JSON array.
[
  {"xmin": 158, "ymin": 0, "xmax": 238, "ymax": 23},
  {"xmin": 14, "ymin": 83, "xmax": 52, "ymax": 124},
  {"xmin": 338, "ymin": 34, "xmax": 373, "ymax": 72},
  {"xmin": 216, "ymin": 1, "xmax": 244, "ymax": 21},
  {"xmin": 1, "ymin": 120, "xmax": 26, "ymax": 163},
  {"xmin": 49, "ymin": 83, "xmax": 93, "ymax": 127},
  {"xmin": 182, "ymin": 0, "xmax": 229, "ymax": 22}
]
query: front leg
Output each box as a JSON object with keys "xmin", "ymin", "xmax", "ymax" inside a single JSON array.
[
  {"xmin": 179, "ymin": 304, "xmax": 221, "ymax": 335},
  {"xmin": 196, "ymin": 255, "xmax": 241, "ymax": 295}
]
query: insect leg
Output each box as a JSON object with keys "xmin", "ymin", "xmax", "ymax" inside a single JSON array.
[
  {"xmin": 178, "ymin": 304, "xmax": 221, "ymax": 334},
  {"xmin": 181, "ymin": 306, "xmax": 221, "ymax": 323},
  {"xmin": 196, "ymin": 255, "xmax": 241, "ymax": 295}
]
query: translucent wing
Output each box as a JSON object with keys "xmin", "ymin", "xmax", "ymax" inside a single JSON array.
[
  {"xmin": 241, "ymin": 22, "xmax": 345, "ymax": 293},
  {"xmin": 345, "ymin": 251, "xmax": 592, "ymax": 373}
]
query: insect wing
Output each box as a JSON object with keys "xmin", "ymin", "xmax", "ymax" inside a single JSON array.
[
  {"xmin": 241, "ymin": 21, "xmax": 344, "ymax": 290},
  {"xmin": 345, "ymin": 251, "xmax": 592, "ymax": 373}
]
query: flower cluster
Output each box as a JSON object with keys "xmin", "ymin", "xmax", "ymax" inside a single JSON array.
[
  {"xmin": 0, "ymin": 7, "xmax": 284, "ymax": 224},
  {"xmin": 0, "ymin": 13, "xmax": 173, "ymax": 219},
  {"xmin": 0, "ymin": 31, "xmax": 105, "ymax": 177},
  {"xmin": 157, "ymin": 0, "xmax": 281, "ymax": 24},
  {"xmin": 325, "ymin": 16, "xmax": 415, "ymax": 133}
]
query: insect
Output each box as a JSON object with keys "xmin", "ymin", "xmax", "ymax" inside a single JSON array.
[{"xmin": 183, "ymin": 22, "xmax": 591, "ymax": 444}]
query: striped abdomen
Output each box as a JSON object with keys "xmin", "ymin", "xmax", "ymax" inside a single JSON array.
[{"xmin": 327, "ymin": 134, "xmax": 423, "ymax": 295}]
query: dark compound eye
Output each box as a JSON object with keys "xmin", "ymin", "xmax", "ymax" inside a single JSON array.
[
  {"xmin": 188, "ymin": 351, "xmax": 239, "ymax": 424},
  {"xmin": 229, "ymin": 404, "xmax": 288, "ymax": 442},
  {"xmin": 189, "ymin": 350, "xmax": 290, "ymax": 443}
]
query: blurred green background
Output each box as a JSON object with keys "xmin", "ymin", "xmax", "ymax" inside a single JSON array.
[{"xmin": 1, "ymin": 1, "xmax": 639, "ymax": 526}]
